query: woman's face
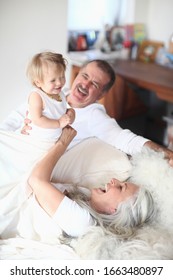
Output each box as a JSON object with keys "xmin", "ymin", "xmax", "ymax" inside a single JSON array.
[{"xmin": 90, "ymin": 178, "xmax": 139, "ymax": 214}]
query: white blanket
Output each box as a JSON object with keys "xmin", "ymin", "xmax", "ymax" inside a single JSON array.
[
  {"xmin": 0, "ymin": 130, "xmax": 54, "ymax": 186},
  {"xmin": 0, "ymin": 238, "xmax": 78, "ymax": 260},
  {"xmin": 0, "ymin": 130, "xmax": 79, "ymax": 259}
]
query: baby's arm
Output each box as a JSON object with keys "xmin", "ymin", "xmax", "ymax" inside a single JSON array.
[
  {"xmin": 21, "ymin": 108, "xmax": 75, "ymax": 134},
  {"xmin": 29, "ymin": 92, "xmax": 71, "ymax": 129}
]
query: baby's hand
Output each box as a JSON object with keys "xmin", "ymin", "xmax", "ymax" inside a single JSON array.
[
  {"xmin": 59, "ymin": 113, "xmax": 72, "ymax": 128},
  {"xmin": 59, "ymin": 109, "xmax": 75, "ymax": 128},
  {"xmin": 66, "ymin": 108, "xmax": 75, "ymax": 124}
]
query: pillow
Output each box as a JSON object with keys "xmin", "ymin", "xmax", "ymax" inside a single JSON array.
[{"xmin": 51, "ymin": 137, "xmax": 132, "ymax": 188}]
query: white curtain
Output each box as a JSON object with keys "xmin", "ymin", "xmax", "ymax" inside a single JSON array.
[{"xmin": 67, "ymin": 0, "xmax": 135, "ymax": 30}]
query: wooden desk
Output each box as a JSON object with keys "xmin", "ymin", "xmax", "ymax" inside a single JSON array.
[
  {"xmin": 114, "ymin": 60, "xmax": 173, "ymax": 101},
  {"xmin": 99, "ymin": 60, "xmax": 173, "ymax": 120}
]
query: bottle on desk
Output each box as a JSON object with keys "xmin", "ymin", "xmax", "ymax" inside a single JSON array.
[
  {"xmin": 130, "ymin": 42, "xmax": 139, "ymax": 60},
  {"xmin": 168, "ymin": 33, "xmax": 173, "ymax": 54}
]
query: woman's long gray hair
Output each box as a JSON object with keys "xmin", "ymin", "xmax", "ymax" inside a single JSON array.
[{"xmin": 62, "ymin": 184, "xmax": 156, "ymax": 242}]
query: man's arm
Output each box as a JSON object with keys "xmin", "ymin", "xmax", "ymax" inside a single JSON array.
[
  {"xmin": 90, "ymin": 105, "xmax": 173, "ymax": 165},
  {"xmin": 0, "ymin": 103, "xmax": 27, "ymax": 132},
  {"xmin": 144, "ymin": 140, "xmax": 173, "ymax": 166}
]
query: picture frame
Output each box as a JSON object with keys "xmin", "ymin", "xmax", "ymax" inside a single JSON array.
[
  {"xmin": 109, "ymin": 26, "xmax": 126, "ymax": 51},
  {"xmin": 137, "ymin": 40, "xmax": 164, "ymax": 62}
]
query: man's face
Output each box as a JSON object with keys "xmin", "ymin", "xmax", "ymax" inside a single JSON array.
[{"xmin": 67, "ymin": 62, "xmax": 110, "ymax": 108}]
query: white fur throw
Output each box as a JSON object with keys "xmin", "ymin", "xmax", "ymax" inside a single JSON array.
[
  {"xmin": 130, "ymin": 147, "xmax": 173, "ymax": 231},
  {"xmin": 74, "ymin": 147, "xmax": 173, "ymax": 259}
]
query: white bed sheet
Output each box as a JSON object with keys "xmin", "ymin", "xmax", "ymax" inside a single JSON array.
[{"xmin": 0, "ymin": 130, "xmax": 79, "ymax": 260}]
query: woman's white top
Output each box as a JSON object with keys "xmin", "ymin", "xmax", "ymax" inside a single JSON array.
[
  {"xmin": 18, "ymin": 184, "xmax": 95, "ymax": 241},
  {"xmin": 52, "ymin": 184, "xmax": 95, "ymax": 237}
]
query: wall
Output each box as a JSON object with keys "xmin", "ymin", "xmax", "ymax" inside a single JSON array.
[
  {"xmin": 147, "ymin": 0, "xmax": 173, "ymax": 48},
  {"xmin": 0, "ymin": 0, "xmax": 68, "ymax": 121},
  {"xmin": 134, "ymin": 0, "xmax": 150, "ymax": 24},
  {"xmin": 116, "ymin": 0, "xmax": 173, "ymax": 48}
]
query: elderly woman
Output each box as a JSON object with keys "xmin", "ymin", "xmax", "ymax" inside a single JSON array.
[{"xmin": 28, "ymin": 126, "xmax": 155, "ymax": 239}]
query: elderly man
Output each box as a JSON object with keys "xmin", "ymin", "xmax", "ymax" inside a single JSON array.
[{"xmin": 1, "ymin": 59, "xmax": 173, "ymax": 164}]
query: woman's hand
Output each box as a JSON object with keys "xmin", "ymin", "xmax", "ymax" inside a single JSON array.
[{"xmin": 58, "ymin": 125, "xmax": 77, "ymax": 147}]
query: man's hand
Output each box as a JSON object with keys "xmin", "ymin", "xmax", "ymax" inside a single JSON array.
[
  {"xmin": 144, "ymin": 140, "xmax": 173, "ymax": 167},
  {"xmin": 21, "ymin": 111, "xmax": 32, "ymax": 135}
]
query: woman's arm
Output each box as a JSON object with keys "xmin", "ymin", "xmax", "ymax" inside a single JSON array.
[{"xmin": 28, "ymin": 126, "xmax": 77, "ymax": 216}]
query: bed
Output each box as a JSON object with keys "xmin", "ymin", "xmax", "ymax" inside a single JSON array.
[{"xmin": 0, "ymin": 130, "xmax": 173, "ymax": 260}]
